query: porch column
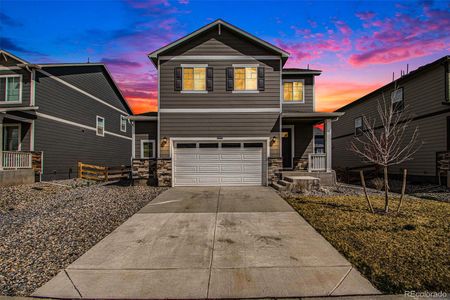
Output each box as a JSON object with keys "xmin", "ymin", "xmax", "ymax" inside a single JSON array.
[{"xmin": 325, "ymin": 118, "xmax": 332, "ymax": 172}]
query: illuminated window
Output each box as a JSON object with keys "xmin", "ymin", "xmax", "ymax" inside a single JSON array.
[
  {"xmin": 234, "ymin": 67, "xmax": 257, "ymax": 91},
  {"xmin": 183, "ymin": 67, "xmax": 206, "ymax": 91},
  {"xmin": 283, "ymin": 81, "xmax": 304, "ymax": 102}
]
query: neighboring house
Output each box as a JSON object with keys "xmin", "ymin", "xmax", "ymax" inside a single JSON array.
[
  {"xmin": 332, "ymin": 55, "xmax": 450, "ymax": 183},
  {"xmin": 0, "ymin": 50, "xmax": 133, "ymax": 184},
  {"xmin": 139, "ymin": 19, "xmax": 343, "ymax": 187}
]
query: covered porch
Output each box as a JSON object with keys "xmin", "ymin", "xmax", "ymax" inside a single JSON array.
[
  {"xmin": 0, "ymin": 108, "xmax": 41, "ymax": 185},
  {"xmin": 275, "ymin": 112, "xmax": 343, "ymax": 188}
]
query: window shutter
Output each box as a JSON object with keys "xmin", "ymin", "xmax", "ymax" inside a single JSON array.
[
  {"xmin": 226, "ymin": 67, "xmax": 234, "ymax": 91},
  {"xmin": 174, "ymin": 67, "xmax": 182, "ymax": 91},
  {"xmin": 206, "ymin": 67, "xmax": 213, "ymax": 91},
  {"xmin": 257, "ymin": 67, "xmax": 265, "ymax": 91}
]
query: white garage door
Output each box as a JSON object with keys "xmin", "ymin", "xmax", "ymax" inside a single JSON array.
[{"xmin": 173, "ymin": 141, "xmax": 263, "ymax": 186}]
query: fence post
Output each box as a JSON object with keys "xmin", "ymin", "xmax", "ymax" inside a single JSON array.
[
  {"xmin": 104, "ymin": 166, "xmax": 109, "ymax": 182},
  {"xmin": 78, "ymin": 162, "xmax": 82, "ymax": 179}
]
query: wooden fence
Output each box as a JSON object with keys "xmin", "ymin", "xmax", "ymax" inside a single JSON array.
[{"xmin": 77, "ymin": 162, "xmax": 131, "ymax": 182}]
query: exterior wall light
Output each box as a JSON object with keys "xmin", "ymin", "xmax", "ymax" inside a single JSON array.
[
  {"xmin": 161, "ymin": 136, "xmax": 168, "ymax": 147},
  {"xmin": 270, "ymin": 136, "xmax": 277, "ymax": 146}
]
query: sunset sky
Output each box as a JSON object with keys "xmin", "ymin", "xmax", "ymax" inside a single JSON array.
[{"xmin": 1, "ymin": 0, "xmax": 449, "ymax": 114}]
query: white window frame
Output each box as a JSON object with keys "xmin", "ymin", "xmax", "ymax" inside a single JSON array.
[
  {"xmin": 0, "ymin": 74, "xmax": 23, "ymax": 104},
  {"xmin": 120, "ymin": 115, "xmax": 127, "ymax": 132},
  {"xmin": 282, "ymin": 79, "xmax": 305, "ymax": 103},
  {"xmin": 140, "ymin": 139, "xmax": 155, "ymax": 159},
  {"xmin": 181, "ymin": 64, "xmax": 208, "ymax": 94},
  {"xmin": 391, "ymin": 87, "xmax": 404, "ymax": 103},
  {"xmin": 232, "ymin": 64, "xmax": 259, "ymax": 93},
  {"xmin": 354, "ymin": 116, "xmax": 363, "ymax": 136},
  {"xmin": 2, "ymin": 123, "xmax": 22, "ymax": 151},
  {"xmin": 96, "ymin": 116, "xmax": 105, "ymax": 137}
]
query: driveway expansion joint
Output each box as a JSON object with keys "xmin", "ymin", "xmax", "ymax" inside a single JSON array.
[{"xmin": 64, "ymin": 269, "xmax": 82, "ymax": 298}]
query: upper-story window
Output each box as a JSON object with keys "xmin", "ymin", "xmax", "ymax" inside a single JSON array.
[
  {"xmin": 391, "ymin": 87, "xmax": 404, "ymax": 112},
  {"xmin": 183, "ymin": 67, "xmax": 206, "ymax": 91},
  {"xmin": 96, "ymin": 116, "xmax": 105, "ymax": 137},
  {"xmin": 0, "ymin": 75, "xmax": 22, "ymax": 103},
  {"xmin": 120, "ymin": 115, "xmax": 127, "ymax": 132},
  {"xmin": 234, "ymin": 67, "xmax": 257, "ymax": 91},
  {"xmin": 283, "ymin": 80, "xmax": 304, "ymax": 102},
  {"xmin": 354, "ymin": 117, "xmax": 363, "ymax": 136}
]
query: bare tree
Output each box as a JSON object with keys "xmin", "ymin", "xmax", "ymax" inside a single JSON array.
[{"xmin": 350, "ymin": 91, "xmax": 421, "ymax": 213}]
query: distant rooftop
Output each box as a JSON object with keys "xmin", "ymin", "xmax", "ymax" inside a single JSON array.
[{"xmin": 282, "ymin": 68, "xmax": 322, "ymax": 75}]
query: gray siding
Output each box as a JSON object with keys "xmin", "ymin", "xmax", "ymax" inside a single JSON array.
[
  {"xmin": 34, "ymin": 67, "xmax": 132, "ymax": 180},
  {"xmin": 35, "ymin": 118, "xmax": 131, "ymax": 180},
  {"xmin": 42, "ymin": 66, "xmax": 129, "ymax": 113},
  {"xmin": 282, "ymin": 75, "xmax": 315, "ymax": 113},
  {"xmin": 134, "ymin": 121, "xmax": 157, "ymax": 159},
  {"xmin": 35, "ymin": 70, "xmax": 131, "ymax": 137},
  {"xmin": 332, "ymin": 61, "xmax": 449, "ymax": 179},
  {"xmin": 283, "ymin": 120, "xmax": 314, "ymax": 159},
  {"xmin": 159, "ymin": 59, "xmax": 280, "ymax": 109},
  {"xmin": 160, "ymin": 26, "xmax": 281, "ymax": 57},
  {"xmin": 160, "ymin": 112, "xmax": 280, "ymax": 158}
]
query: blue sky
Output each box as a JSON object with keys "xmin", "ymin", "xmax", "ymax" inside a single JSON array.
[{"xmin": 1, "ymin": 0, "xmax": 449, "ymax": 113}]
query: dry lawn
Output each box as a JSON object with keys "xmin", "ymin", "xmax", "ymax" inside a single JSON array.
[{"xmin": 284, "ymin": 194, "xmax": 450, "ymax": 294}]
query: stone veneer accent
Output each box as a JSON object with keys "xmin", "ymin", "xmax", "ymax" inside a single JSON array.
[
  {"xmin": 157, "ymin": 159, "xmax": 172, "ymax": 187},
  {"xmin": 268, "ymin": 157, "xmax": 282, "ymax": 184},
  {"xmin": 132, "ymin": 159, "xmax": 157, "ymax": 185}
]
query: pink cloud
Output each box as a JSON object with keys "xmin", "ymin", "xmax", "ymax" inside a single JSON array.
[
  {"xmin": 349, "ymin": 3, "xmax": 450, "ymax": 66},
  {"xmin": 333, "ymin": 20, "xmax": 352, "ymax": 35},
  {"xmin": 349, "ymin": 40, "xmax": 447, "ymax": 66}
]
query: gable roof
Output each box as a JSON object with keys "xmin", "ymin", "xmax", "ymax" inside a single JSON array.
[
  {"xmin": 40, "ymin": 63, "xmax": 133, "ymax": 115},
  {"xmin": 148, "ymin": 19, "xmax": 290, "ymax": 66},
  {"xmin": 0, "ymin": 50, "xmax": 133, "ymax": 115},
  {"xmin": 0, "ymin": 49, "xmax": 30, "ymax": 64},
  {"xmin": 336, "ymin": 55, "xmax": 449, "ymax": 112}
]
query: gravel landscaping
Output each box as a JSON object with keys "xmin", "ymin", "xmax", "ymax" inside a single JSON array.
[{"xmin": 0, "ymin": 180, "xmax": 167, "ymax": 296}]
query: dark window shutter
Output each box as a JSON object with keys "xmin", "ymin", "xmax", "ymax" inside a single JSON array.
[
  {"xmin": 174, "ymin": 67, "xmax": 182, "ymax": 91},
  {"xmin": 226, "ymin": 67, "xmax": 234, "ymax": 91},
  {"xmin": 257, "ymin": 67, "xmax": 265, "ymax": 91},
  {"xmin": 206, "ymin": 67, "xmax": 213, "ymax": 91}
]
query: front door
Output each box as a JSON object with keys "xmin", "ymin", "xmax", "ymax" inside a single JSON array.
[
  {"xmin": 2, "ymin": 124, "xmax": 20, "ymax": 151},
  {"xmin": 282, "ymin": 128, "xmax": 292, "ymax": 169}
]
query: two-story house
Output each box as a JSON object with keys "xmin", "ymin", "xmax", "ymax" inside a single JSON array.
[
  {"xmin": 332, "ymin": 55, "xmax": 450, "ymax": 184},
  {"xmin": 0, "ymin": 50, "xmax": 133, "ymax": 185},
  {"xmin": 132, "ymin": 19, "xmax": 343, "ymax": 187}
]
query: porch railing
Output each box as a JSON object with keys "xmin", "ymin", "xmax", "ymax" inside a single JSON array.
[
  {"xmin": 308, "ymin": 153, "xmax": 326, "ymax": 172},
  {"xmin": 0, "ymin": 151, "xmax": 33, "ymax": 170}
]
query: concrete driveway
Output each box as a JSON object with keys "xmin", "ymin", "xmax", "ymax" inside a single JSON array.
[{"xmin": 34, "ymin": 187, "xmax": 379, "ymax": 299}]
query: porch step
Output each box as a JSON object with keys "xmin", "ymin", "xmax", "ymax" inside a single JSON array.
[
  {"xmin": 283, "ymin": 175, "xmax": 320, "ymax": 192},
  {"xmin": 278, "ymin": 179, "xmax": 291, "ymax": 187},
  {"xmin": 271, "ymin": 182, "xmax": 286, "ymax": 191}
]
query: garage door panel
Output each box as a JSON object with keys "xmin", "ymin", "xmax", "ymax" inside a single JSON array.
[
  {"xmin": 173, "ymin": 142, "xmax": 263, "ymax": 186},
  {"xmin": 220, "ymin": 154, "xmax": 244, "ymax": 160},
  {"xmin": 198, "ymin": 165, "xmax": 221, "ymax": 172}
]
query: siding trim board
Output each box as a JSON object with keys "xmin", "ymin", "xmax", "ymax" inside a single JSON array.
[
  {"xmin": 333, "ymin": 107, "xmax": 450, "ymax": 140},
  {"xmin": 161, "ymin": 55, "xmax": 281, "ymax": 61},
  {"xmin": 36, "ymin": 112, "xmax": 132, "ymax": 141},
  {"xmin": 159, "ymin": 108, "xmax": 281, "ymax": 113},
  {"xmin": 37, "ymin": 69, "xmax": 129, "ymax": 115}
]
